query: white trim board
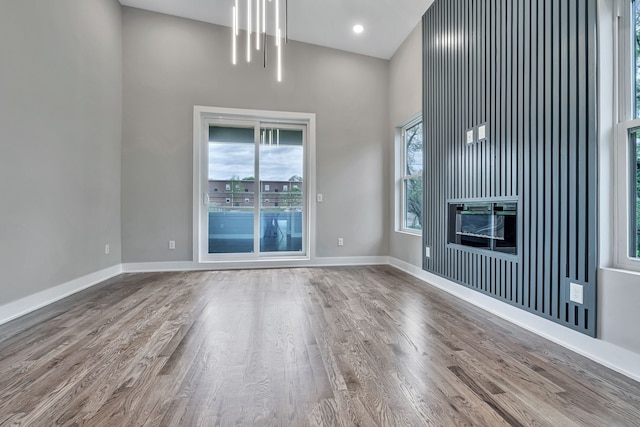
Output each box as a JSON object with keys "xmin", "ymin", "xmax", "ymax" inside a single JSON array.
[
  {"xmin": 0, "ymin": 264, "xmax": 123, "ymax": 326},
  {"xmin": 122, "ymin": 256, "xmax": 389, "ymax": 273},
  {"xmin": 389, "ymin": 257, "xmax": 640, "ymax": 383}
]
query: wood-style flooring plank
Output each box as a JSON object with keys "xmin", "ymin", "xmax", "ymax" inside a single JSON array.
[{"xmin": 0, "ymin": 266, "xmax": 639, "ymax": 426}]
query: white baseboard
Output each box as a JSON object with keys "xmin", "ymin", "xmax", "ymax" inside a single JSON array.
[
  {"xmin": 389, "ymin": 257, "xmax": 640, "ymax": 383},
  {"xmin": 122, "ymin": 256, "xmax": 389, "ymax": 273},
  {"xmin": 0, "ymin": 264, "xmax": 123, "ymax": 327}
]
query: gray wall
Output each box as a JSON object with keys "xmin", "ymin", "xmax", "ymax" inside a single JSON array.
[
  {"xmin": 392, "ymin": 1, "xmax": 640, "ymax": 356},
  {"xmin": 0, "ymin": 0, "xmax": 122, "ymax": 304},
  {"xmin": 422, "ymin": 0, "xmax": 598, "ymax": 336},
  {"xmin": 389, "ymin": 23, "xmax": 424, "ymax": 267},
  {"xmin": 121, "ymin": 7, "xmax": 389, "ymax": 262}
]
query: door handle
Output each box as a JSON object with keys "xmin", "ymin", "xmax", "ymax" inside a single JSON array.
[{"xmin": 203, "ymin": 193, "xmax": 210, "ymax": 206}]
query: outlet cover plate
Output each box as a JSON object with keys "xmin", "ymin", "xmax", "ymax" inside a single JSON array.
[{"xmin": 569, "ymin": 282, "xmax": 584, "ymax": 305}]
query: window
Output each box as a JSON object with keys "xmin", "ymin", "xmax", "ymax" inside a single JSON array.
[
  {"xmin": 399, "ymin": 116, "xmax": 423, "ymax": 233},
  {"xmin": 225, "ymin": 184, "xmax": 231, "ymax": 191},
  {"xmin": 265, "ymin": 184, "xmax": 270, "ymax": 191},
  {"xmin": 617, "ymin": 1, "xmax": 640, "ymax": 267},
  {"xmin": 283, "ymin": 185, "xmax": 288, "ymax": 191}
]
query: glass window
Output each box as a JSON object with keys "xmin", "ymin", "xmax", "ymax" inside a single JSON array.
[
  {"xmin": 630, "ymin": 128, "xmax": 640, "ymax": 257},
  {"xmin": 400, "ymin": 117, "xmax": 423, "ymax": 233},
  {"xmin": 634, "ymin": 0, "xmax": 640, "ymax": 119},
  {"xmin": 619, "ymin": 1, "xmax": 640, "ymax": 263}
]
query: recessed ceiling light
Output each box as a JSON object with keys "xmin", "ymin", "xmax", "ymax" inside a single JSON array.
[{"xmin": 353, "ymin": 24, "xmax": 364, "ymax": 34}]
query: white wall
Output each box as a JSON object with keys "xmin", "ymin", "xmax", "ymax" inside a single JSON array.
[
  {"xmin": 121, "ymin": 7, "xmax": 389, "ymax": 263},
  {"xmin": 389, "ymin": 23, "xmax": 424, "ymax": 267},
  {"xmin": 0, "ymin": 0, "xmax": 122, "ymax": 305},
  {"xmin": 597, "ymin": 0, "xmax": 640, "ymax": 355}
]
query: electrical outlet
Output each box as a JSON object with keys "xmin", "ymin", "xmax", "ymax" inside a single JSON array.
[
  {"xmin": 169, "ymin": 240, "xmax": 176, "ymax": 250},
  {"xmin": 337, "ymin": 237, "xmax": 344, "ymax": 246},
  {"xmin": 104, "ymin": 244, "xmax": 110, "ymax": 255},
  {"xmin": 569, "ymin": 282, "xmax": 584, "ymax": 304},
  {"xmin": 425, "ymin": 246, "xmax": 430, "ymax": 258}
]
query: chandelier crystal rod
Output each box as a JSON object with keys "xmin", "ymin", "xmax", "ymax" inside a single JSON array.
[{"xmin": 231, "ymin": 0, "xmax": 287, "ymax": 81}]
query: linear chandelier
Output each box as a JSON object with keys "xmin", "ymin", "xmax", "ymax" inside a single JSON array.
[{"xmin": 232, "ymin": 0, "xmax": 288, "ymax": 82}]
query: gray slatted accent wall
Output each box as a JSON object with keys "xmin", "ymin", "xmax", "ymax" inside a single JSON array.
[{"xmin": 422, "ymin": 0, "xmax": 598, "ymax": 336}]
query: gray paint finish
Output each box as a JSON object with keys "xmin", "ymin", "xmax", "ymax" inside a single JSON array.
[
  {"xmin": 0, "ymin": 0, "xmax": 122, "ymax": 304},
  {"xmin": 422, "ymin": 0, "xmax": 598, "ymax": 336},
  {"xmin": 389, "ymin": 23, "xmax": 424, "ymax": 267},
  {"xmin": 121, "ymin": 7, "xmax": 389, "ymax": 262}
]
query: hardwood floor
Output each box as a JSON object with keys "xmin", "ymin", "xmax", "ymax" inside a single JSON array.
[{"xmin": 0, "ymin": 266, "xmax": 639, "ymax": 426}]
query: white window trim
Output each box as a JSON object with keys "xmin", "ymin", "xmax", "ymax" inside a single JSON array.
[
  {"xmin": 193, "ymin": 105, "xmax": 316, "ymax": 264},
  {"xmin": 614, "ymin": 0, "xmax": 640, "ymax": 271},
  {"xmin": 395, "ymin": 112, "xmax": 423, "ymax": 236}
]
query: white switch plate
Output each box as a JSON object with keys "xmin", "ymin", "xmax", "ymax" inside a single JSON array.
[
  {"xmin": 425, "ymin": 246, "xmax": 430, "ymax": 258},
  {"xmin": 169, "ymin": 240, "xmax": 176, "ymax": 250},
  {"xmin": 104, "ymin": 244, "xmax": 110, "ymax": 255},
  {"xmin": 466, "ymin": 129, "xmax": 475, "ymax": 144},
  {"xmin": 569, "ymin": 282, "xmax": 584, "ymax": 304},
  {"xmin": 478, "ymin": 124, "xmax": 486, "ymax": 140},
  {"xmin": 317, "ymin": 194, "xmax": 323, "ymax": 203},
  {"xmin": 337, "ymin": 237, "xmax": 344, "ymax": 246}
]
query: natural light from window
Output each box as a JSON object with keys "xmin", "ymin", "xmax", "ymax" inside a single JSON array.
[{"xmin": 401, "ymin": 118, "xmax": 423, "ymax": 233}]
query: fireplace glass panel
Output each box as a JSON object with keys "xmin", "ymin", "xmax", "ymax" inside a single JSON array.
[{"xmin": 448, "ymin": 201, "xmax": 517, "ymax": 255}]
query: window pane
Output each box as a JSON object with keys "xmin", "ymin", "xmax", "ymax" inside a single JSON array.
[
  {"xmin": 404, "ymin": 177, "xmax": 423, "ymax": 231},
  {"xmin": 208, "ymin": 126, "xmax": 255, "ymax": 254},
  {"xmin": 632, "ymin": 128, "xmax": 640, "ymax": 258},
  {"xmin": 259, "ymin": 128, "xmax": 304, "ymax": 253},
  {"xmin": 635, "ymin": 0, "xmax": 640, "ymax": 118},
  {"xmin": 405, "ymin": 121, "xmax": 423, "ymax": 175}
]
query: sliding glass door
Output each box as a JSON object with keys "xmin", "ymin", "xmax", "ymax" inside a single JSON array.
[{"xmin": 203, "ymin": 120, "xmax": 306, "ymax": 259}]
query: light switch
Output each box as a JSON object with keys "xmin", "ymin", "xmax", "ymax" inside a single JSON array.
[
  {"xmin": 466, "ymin": 129, "xmax": 475, "ymax": 144},
  {"xmin": 478, "ymin": 124, "xmax": 486, "ymax": 141},
  {"xmin": 317, "ymin": 194, "xmax": 323, "ymax": 203}
]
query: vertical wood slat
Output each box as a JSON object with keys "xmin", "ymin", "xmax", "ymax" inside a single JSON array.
[
  {"xmin": 536, "ymin": 0, "xmax": 546, "ymax": 314},
  {"xmin": 586, "ymin": 0, "xmax": 598, "ymax": 333},
  {"xmin": 543, "ymin": 0, "xmax": 553, "ymax": 318},
  {"xmin": 422, "ymin": 0, "xmax": 598, "ymax": 336}
]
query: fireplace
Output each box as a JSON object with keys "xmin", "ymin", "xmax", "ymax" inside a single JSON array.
[{"xmin": 448, "ymin": 201, "xmax": 517, "ymax": 255}]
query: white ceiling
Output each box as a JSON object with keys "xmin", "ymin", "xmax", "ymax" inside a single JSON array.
[{"xmin": 119, "ymin": 0, "xmax": 434, "ymax": 59}]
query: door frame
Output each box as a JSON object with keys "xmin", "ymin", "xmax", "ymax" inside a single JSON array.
[{"xmin": 193, "ymin": 105, "xmax": 316, "ymax": 264}]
